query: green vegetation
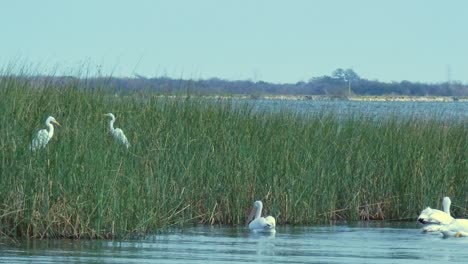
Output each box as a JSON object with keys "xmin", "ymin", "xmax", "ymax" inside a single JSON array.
[{"xmin": 0, "ymin": 75, "xmax": 467, "ymax": 239}]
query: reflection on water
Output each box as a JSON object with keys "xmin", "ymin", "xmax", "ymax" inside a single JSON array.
[{"xmin": 2, "ymin": 223, "xmax": 468, "ymax": 263}]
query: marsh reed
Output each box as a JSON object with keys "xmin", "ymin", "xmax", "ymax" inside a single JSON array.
[{"xmin": 0, "ymin": 74, "xmax": 467, "ymax": 238}]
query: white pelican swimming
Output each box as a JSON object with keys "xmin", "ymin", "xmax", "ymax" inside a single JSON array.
[
  {"xmin": 246, "ymin": 200, "xmax": 276, "ymax": 233},
  {"xmin": 440, "ymin": 219, "xmax": 468, "ymax": 238},
  {"xmin": 417, "ymin": 197, "xmax": 453, "ymax": 232},
  {"xmin": 30, "ymin": 116, "xmax": 61, "ymax": 151},
  {"xmin": 104, "ymin": 113, "xmax": 130, "ymax": 148}
]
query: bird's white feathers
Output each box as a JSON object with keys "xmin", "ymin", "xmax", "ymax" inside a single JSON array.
[
  {"xmin": 111, "ymin": 128, "xmax": 130, "ymax": 148},
  {"xmin": 30, "ymin": 116, "xmax": 60, "ymax": 151},
  {"xmin": 417, "ymin": 196, "xmax": 468, "ymax": 238},
  {"xmin": 247, "ymin": 200, "xmax": 276, "ymax": 232},
  {"xmin": 105, "ymin": 113, "xmax": 130, "ymax": 148},
  {"xmin": 417, "ymin": 197, "xmax": 453, "ymax": 232},
  {"xmin": 440, "ymin": 219, "xmax": 468, "ymax": 237}
]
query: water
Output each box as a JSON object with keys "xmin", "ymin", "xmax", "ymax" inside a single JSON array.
[
  {"xmin": 242, "ymin": 99, "xmax": 468, "ymax": 121},
  {"xmin": 2, "ymin": 223, "xmax": 468, "ymax": 263}
]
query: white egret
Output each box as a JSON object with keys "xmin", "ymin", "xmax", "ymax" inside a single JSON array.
[
  {"xmin": 417, "ymin": 197, "xmax": 453, "ymax": 232},
  {"xmin": 30, "ymin": 116, "xmax": 61, "ymax": 151},
  {"xmin": 104, "ymin": 113, "xmax": 130, "ymax": 148},
  {"xmin": 246, "ymin": 200, "xmax": 276, "ymax": 233}
]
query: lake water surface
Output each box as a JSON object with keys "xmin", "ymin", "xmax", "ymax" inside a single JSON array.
[
  {"xmin": 2, "ymin": 223, "xmax": 468, "ymax": 263},
  {"xmin": 247, "ymin": 99, "xmax": 468, "ymax": 121}
]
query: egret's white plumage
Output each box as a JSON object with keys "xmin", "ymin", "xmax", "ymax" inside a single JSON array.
[
  {"xmin": 104, "ymin": 113, "xmax": 130, "ymax": 148},
  {"xmin": 417, "ymin": 197, "xmax": 453, "ymax": 232},
  {"xmin": 30, "ymin": 116, "xmax": 60, "ymax": 151},
  {"xmin": 246, "ymin": 200, "xmax": 276, "ymax": 233}
]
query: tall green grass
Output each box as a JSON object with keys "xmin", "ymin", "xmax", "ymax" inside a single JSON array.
[{"xmin": 0, "ymin": 75, "xmax": 467, "ymax": 239}]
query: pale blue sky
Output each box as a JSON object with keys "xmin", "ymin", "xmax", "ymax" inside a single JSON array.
[{"xmin": 2, "ymin": 0, "xmax": 467, "ymax": 83}]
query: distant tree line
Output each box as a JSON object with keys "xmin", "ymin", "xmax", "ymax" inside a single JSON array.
[{"xmin": 9, "ymin": 69, "xmax": 468, "ymax": 97}]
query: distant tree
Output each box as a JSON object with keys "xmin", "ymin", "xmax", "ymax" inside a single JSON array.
[
  {"xmin": 344, "ymin": 69, "xmax": 360, "ymax": 83},
  {"xmin": 331, "ymin": 68, "xmax": 360, "ymax": 95},
  {"xmin": 332, "ymin": 68, "xmax": 346, "ymax": 81},
  {"xmin": 331, "ymin": 68, "xmax": 359, "ymax": 82}
]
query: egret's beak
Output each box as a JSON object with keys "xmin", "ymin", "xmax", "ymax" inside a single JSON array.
[
  {"xmin": 53, "ymin": 120, "xmax": 61, "ymax": 126},
  {"xmin": 246, "ymin": 207, "xmax": 255, "ymax": 226}
]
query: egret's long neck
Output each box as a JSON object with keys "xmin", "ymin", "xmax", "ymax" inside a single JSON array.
[
  {"xmin": 109, "ymin": 117, "xmax": 115, "ymax": 132},
  {"xmin": 255, "ymin": 204, "xmax": 262, "ymax": 219},
  {"xmin": 443, "ymin": 198, "xmax": 451, "ymax": 214},
  {"xmin": 47, "ymin": 122, "xmax": 54, "ymax": 139}
]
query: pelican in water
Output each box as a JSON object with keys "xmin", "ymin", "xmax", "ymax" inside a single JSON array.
[
  {"xmin": 246, "ymin": 200, "xmax": 276, "ymax": 233},
  {"xmin": 440, "ymin": 219, "xmax": 468, "ymax": 238},
  {"xmin": 433, "ymin": 197, "xmax": 468, "ymax": 238},
  {"xmin": 417, "ymin": 197, "xmax": 453, "ymax": 232},
  {"xmin": 30, "ymin": 116, "xmax": 61, "ymax": 151},
  {"xmin": 104, "ymin": 113, "xmax": 130, "ymax": 148}
]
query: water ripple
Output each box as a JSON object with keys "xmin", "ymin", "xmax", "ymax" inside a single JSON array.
[{"xmin": 2, "ymin": 224, "xmax": 468, "ymax": 263}]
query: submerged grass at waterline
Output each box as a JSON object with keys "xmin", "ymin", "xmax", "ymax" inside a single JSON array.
[{"xmin": 1, "ymin": 76, "xmax": 467, "ymax": 239}]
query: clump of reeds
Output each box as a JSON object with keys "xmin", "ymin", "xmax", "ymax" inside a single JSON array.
[{"xmin": 0, "ymin": 73, "xmax": 466, "ymax": 239}]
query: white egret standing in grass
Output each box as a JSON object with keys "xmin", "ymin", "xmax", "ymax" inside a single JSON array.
[
  {"xmin": 30, "ymin": 116, "xmax": 61, "ymax": 151},
  {"xmin": 246, "ymin": 200, "xmax": 276, "ymax": 233},
  {"xmin": 104, "ymin": 113, "xmax": 130, "ymax": 148},
  {"xmin": 417, "ymin": 197, "xmax": 453, "ymax": 232}
]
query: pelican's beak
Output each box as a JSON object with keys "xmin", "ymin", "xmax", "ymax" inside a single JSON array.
[{"xmin": 246, "ymin": 207, "xmax": 255, "ymax": 226}]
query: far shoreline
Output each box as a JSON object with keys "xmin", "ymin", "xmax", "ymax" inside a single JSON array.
[{"xmin": 167, "ymin": 94, "xmax": 468, "ymax": 102}]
